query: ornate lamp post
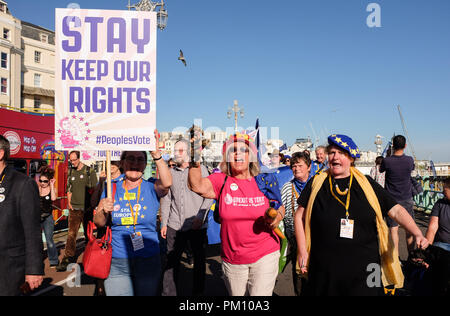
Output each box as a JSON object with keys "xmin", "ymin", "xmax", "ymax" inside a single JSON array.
[
  {"xmin": 374, "ymin": 134, "xmax": 383, "ymax": 157},
  {"xmin": 127, "ymin": 0, "xmax": 168, "ymax": 30},
  {"xmin": 227, "ymin": 100, "xmax": 244, "ymax": 133}
]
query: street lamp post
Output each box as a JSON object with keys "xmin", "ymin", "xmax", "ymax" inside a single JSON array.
[
  {"xmin": 374, "ymin": 134, "xmax": 383, "ymax": 157},
  {"xmin": 127, "ymin": 0, "xmax": 168, "ymax": 30},
  {"xmin": 227, "ymin": 100, "xmax": 244, "ymax": 133}
]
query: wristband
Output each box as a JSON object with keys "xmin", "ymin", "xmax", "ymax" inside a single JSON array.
[
  {"xmin": 277, "ymin": 209, "xmax": 285, "ymax": 220},
  {"xmin": 153, "ymin": 156, "xmax": 162, "ymax": 161}
]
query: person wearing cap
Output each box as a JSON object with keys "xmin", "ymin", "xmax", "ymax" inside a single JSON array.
[
  {"xmin": 188, "ymin": 132, "xmax": 284, "ymax": 296},
  {"xmin": 294, "ymin": 134, "xmax": 429, "ymax": 296},
  {"xmin": 282, "ymin": 155, "xmax": 291, "ymax": 167},
  {"xmin": 269, "ymin": 149, "xmax": 281, "ymax": 169}
]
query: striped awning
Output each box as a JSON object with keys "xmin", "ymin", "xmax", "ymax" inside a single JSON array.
[{"xmin": 22, "ymin": 85, "xmax": 55, "ymax": 97}]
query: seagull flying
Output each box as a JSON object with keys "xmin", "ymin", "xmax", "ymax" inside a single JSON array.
[{"xmin": 178, "ymin": 49, "xmax": 187, "ymax": 67}]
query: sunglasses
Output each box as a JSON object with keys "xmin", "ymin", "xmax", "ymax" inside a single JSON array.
[
  {"xmin": 39, "ymin": 179, "xmax": 49, "ymax": 183},
  {"xmin": 125, "ymin": 156, "xmax": 146, "ymax": 164},
  {"xmin": 169, "ymin": 164, "xmax": 176, "ymax": 167},
  {"xmin": 230, "ymin": 147, "xmax": 249, "ymax": 154}
]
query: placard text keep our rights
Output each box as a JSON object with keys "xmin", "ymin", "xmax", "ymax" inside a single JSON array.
[{"xmin": 61, "ymin": 16, "xmax": 153, "ymax": 114}]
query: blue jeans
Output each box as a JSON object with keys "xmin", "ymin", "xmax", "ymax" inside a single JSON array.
[
  {"xmin": 433, "ymin": 241, "xmax": 450, "ymax": 252},
  {"xmin": 387, "ymin": 198, "xmax": 415, "ymax": 228},
  {"xmin": 105, "ymin": 255, "xmax": 161, "ymax": 296},
  {"xmin": 41, "ymin": 215, "xmax": 59, "ymax": 265}
]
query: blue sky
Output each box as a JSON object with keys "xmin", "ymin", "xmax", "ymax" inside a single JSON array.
[{"xmin": 8, "ymin": 0, "xmax": 450, "ymax": 161}]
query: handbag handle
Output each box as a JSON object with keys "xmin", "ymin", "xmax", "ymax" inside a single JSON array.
[{"xmin": 101, "ymin": 182, "xmax": 116, "ymax": 244}]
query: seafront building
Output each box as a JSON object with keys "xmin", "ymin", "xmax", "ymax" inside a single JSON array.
[{"xmin": 0, "ymin": 1, "xmax": 55, "ymax": 113}]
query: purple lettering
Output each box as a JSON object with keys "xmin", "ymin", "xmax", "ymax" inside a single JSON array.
[
  {"xmin": 85, "ymin": 60, "xmax": 96, "ymax": 80},
  {"xmin": 126, "ymin": 61, "xmax": 138, "ymax": 81},
  {"xmin": 69, "ymin": 87, "xmax": 84, "ymax": 112},
  {"xmin": 131, "ymin": 18, "xmax": 150, "ymax": 54},
  {"xmin": 62, "ymin": 16, "xmax": 82, "ymax": 52},
  {"xmin": 136, "ymin": 88, "xmax": 150, "ymax": 113},
  {"xmin": 114, "ymin": 61, "xmax": 125, "ymax": 81},
  {"xmin": 93, "ymin": 87, "xmax": 106, "ymax": 113},
  {"xmin": 123, "ymin": 88, "xmax": 136, "ymax": 113},
  {"xmin": 74, "ymin": 60, "xmax": 85, "ymax": 80},
  {"xmin": 85, "ymin": 17, "xmax": 103, "ymax": 52},
  {"xmin": 61, "ymin": 59, "xmax": 74, "ymax": 80},
  {"xmin": 139, "ymin": 62, "xmax": 151, "ymax": 82},
  {"xmin": 107, "ymin": 18, "xmax": 126, "ymax": 53},
  {"xmin": 98, "ymin": 60, "xmax": 108, "ymax": 80},
  {"xmin": 107, "ymin": 87, "xmax": 122, "ymax": 113}
]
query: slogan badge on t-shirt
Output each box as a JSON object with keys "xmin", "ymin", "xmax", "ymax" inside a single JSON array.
[
  {"xmin": 230, "ymin": 183, "xmax": 238, "ymax": 191},
  {"xmin": 124, "ymin": 192, "xmax": 136, "ymax": 200},
  {"xmin": 340, "ymin": 218, "xmax": 354, "ymax": 239},
  {"xmin": 121, "ymin": 217, "xmax": 134, "ymax": 226}
]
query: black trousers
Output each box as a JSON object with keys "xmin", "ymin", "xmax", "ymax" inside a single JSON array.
[{"xmin": 162, "ymin": 226, "xmax": 207, "ymax": 296}]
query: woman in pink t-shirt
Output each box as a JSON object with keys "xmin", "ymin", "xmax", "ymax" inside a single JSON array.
[{"xmin": 188, "ymin": 133, "xmax": 284, "ymax": 296}]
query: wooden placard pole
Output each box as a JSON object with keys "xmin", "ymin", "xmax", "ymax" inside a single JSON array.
[{"xmin": 106, "ymin": 150, "xmax": 112, "ymax": 199}]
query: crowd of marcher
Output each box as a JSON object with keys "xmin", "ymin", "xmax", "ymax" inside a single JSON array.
[{"xmin": 0, "ymin": 131, "xmax": 449, "ymax": 296}]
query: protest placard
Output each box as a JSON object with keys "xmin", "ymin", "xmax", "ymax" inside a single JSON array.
[{"xmin": 55, "ymin": 8, "xmax": 157, "ymax": 151}]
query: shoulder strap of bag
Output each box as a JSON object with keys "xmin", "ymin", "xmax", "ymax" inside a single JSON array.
[
  {"xmin": 103, "ymin": 182, "xmax": 116, "ymax": 243},
  {"xmin": 218, "ymin": 175, "xmax": 228, "ymax": 202},
  {"xmin": 213, "ymin": 175, "xmax": 228, "ymax": 223}
]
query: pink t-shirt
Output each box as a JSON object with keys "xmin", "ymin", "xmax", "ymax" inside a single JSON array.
[{"xmin": 208, "ymin": 172, "xmax": 280, "ymax": 264}]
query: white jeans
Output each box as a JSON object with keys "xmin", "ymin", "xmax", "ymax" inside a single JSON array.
[{"xmin": 222, "ymin": 251, "xmax": 280, "ymax": 296}]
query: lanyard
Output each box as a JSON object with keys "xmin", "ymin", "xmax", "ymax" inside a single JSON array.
[
  {"xmin": 0, "ymin": 174, "xmax": 5, "ymax": 186},
  {"xmin": 329, "ymin": 171, "xmax": 353, "ymax": 219},
  {"xmin": 124, "ymin": 180, "xmax": 142, "ymax": 230}
]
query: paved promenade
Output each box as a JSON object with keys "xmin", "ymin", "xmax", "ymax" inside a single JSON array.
[{"xmin": 31, "ymin": 211, "xmax": 430, "ymax": 296}]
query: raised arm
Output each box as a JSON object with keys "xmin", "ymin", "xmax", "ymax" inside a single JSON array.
[
  {"xmin": 188, "ymin": 164, "xmax": 216, "ymax": 199},
  {"xmin": 151, "ymin": 129, "xmax": 172, "ymax": 197}
]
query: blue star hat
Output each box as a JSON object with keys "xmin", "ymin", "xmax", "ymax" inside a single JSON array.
[{"xmin": 327, "ymin": 134, "xmax": 361, "ymax": 158}]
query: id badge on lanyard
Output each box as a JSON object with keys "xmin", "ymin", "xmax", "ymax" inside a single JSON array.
[
  {"xmin": 330, "ymin": 173, "xmax": 355, "ymax": 240},
  {"xmin": 340, "ymin": 218, "xmax": 354, "ymax": 239},
  {"xmin": 130, "ymin": 232, "xmax": 145, "ymax": 252},
  {"xmin": 124, "ymin": 181, "xmax": 145, "ymax": 252}
]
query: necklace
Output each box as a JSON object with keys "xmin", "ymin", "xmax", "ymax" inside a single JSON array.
[
  {"xmin": 329, "ymin": 172, "xmax": 354, "ymax": 219},
  {"xmin": 334, "ymin": 181, "xmax": 349, "ymax": 195}
]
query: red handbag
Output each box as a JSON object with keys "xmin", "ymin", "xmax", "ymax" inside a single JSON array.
[
  {"xmin": 82, "ymin": 183, "xmax": 116, "ymax": 279},
  {"xmin": 83, "ymin": 222, "xmax": 112, "ymax": 279}
]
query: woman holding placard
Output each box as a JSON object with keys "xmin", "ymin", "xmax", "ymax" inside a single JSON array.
[{"xmin": 95, "ymin": 132, "xmax": 172, "ymax": 296}]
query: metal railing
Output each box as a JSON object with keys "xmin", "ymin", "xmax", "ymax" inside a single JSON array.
[{"xmin": 413, "ymin": 177, "xmax": 446, "ymax": 214}]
